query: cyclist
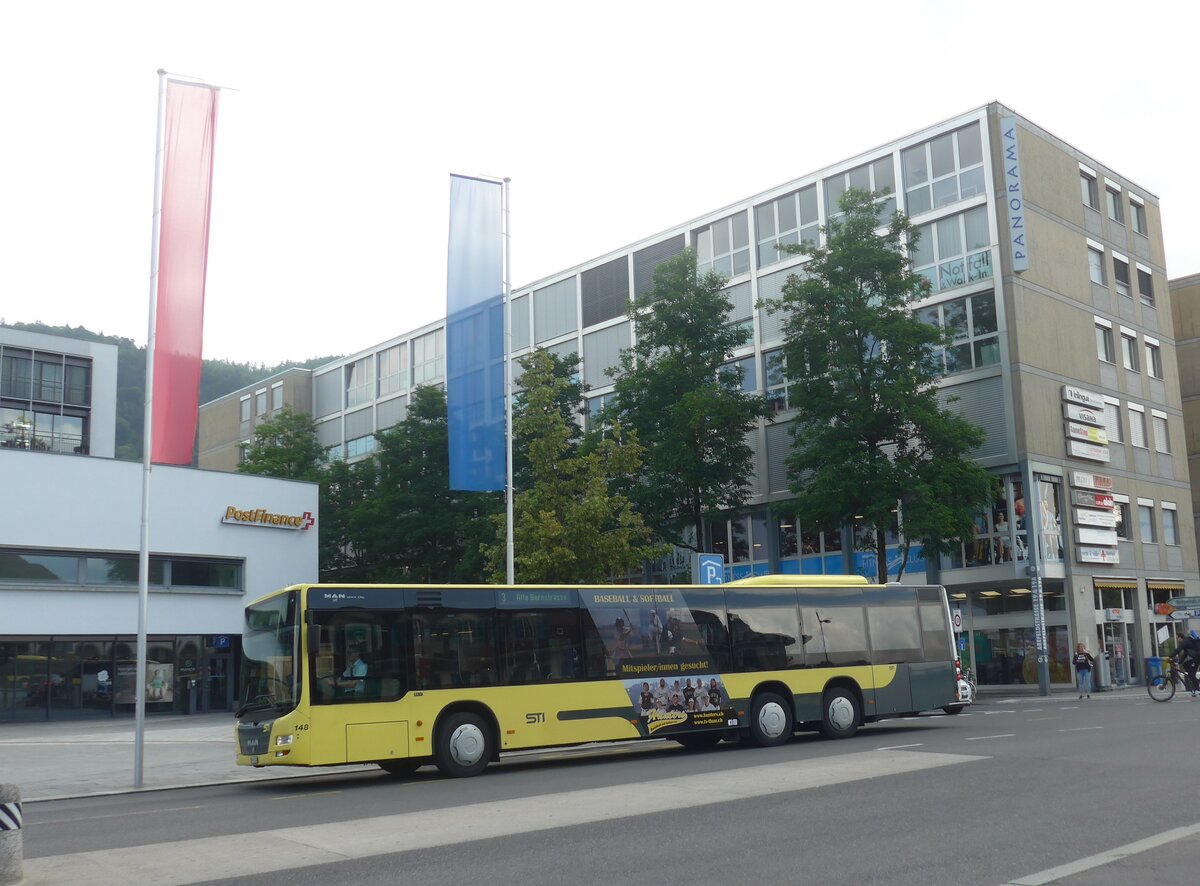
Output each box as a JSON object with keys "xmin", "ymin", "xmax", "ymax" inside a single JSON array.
[{"xmin": 1170, "ymin": 631, "xmax": 1200, "ymax": 696}]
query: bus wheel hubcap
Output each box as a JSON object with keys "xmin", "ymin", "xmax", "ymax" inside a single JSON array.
[
  {"xmin": 758, "ymin": 701, "xmax": 786, "ymax": 738},
  {"xmin": 450, "ymin": 724, "xmax": 485, "ymax": 766},
  {"xmin": 828, "ymin": 697, "xmax": 854, "ymax": 730}
]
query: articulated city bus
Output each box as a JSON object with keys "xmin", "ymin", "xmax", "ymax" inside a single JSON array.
[{"xmin": 235, "ymin": 575, "xmax": 960, "ymax": 777}]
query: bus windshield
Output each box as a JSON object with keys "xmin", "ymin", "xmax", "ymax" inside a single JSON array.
[{"xmin": 238, "ymin": 590, "xmax": 300, "ymax": 718}]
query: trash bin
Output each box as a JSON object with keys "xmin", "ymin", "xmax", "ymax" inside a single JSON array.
[{"xmin": 1145, "ymin": 657, "xmax": 1163, "ymax": 681}]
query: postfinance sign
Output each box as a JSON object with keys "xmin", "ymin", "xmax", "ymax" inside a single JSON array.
[{"xmin": 222, "ymin": 506, "xmax": 315, "ymax": 531}]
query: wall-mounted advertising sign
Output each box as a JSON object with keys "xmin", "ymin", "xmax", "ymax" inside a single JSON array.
[
  {"xmin": 1064, "ymin": 403, "xmax": 1104, "ymax": 426},
  {"xmin": 222, "ymin": 506, "xmax": 315, "ymax": 531},
  {"xmin": 1067, "ymin": 440, "xmax": 1110, "ymax": 462},
  {"xmin": 1071, "ymin": 471, "xmax": 1114, "ymax": 492},
  {"xmin": 1077, "ymin": 527, "xmax": 1118, "ymax": 546},
  {"xmin": 1066, "ymin": 422, "xmax": 1108, "ymax": 445},
  {"xmin": 1071, "ymin": 490, "xmax": 1114, "ymax": 509},
  {"xmin": 1062, "ymin": 386, "xmax": 1105, "ymax": 411},
  {"xmin": 1074, "ymin": 508, "xmax": 1116, "ymax": 528},
  {"xmin": 1078, "ymin": 546, "xmax": 1120, "ymax": 564},
  {"xmin": 1001, "ymin": 116, "xmax": 1029, "ymax": 273}
]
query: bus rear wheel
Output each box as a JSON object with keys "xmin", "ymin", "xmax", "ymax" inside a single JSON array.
[
  {"xmin": 378, "ymin": 759, "xmax": 422, "ymax": 776},
  {"xmin": 436, "ymin": 712, "xmax": 492, "ymax": 778},
  {"xmin": 748, "ymin": 691, "xmax": 793, "ymax": 747},
  {"xmin": 819, "ymin": 687, "xmax": 861, "ymax": 739}
]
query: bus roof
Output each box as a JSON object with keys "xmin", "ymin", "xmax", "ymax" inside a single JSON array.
[{"xmin": 726, "ymin": 574, "xmax": 869, "ymax": 588}]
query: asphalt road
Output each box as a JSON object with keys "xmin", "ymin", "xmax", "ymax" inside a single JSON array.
[{"xmin": 20, "ymin": 692, "xmax": 1200, "ymax": 886}]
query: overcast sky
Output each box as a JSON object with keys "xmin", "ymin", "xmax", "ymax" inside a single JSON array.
[{"xmin": 1, "ymin": 1, "xmax": 1196, "ymax": 366}]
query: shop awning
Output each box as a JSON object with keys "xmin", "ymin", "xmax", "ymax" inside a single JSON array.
[
  {"xmin": 1146, "ymin": 581, "xmax": 1185, "ymax": 591},
  {"xmin": 1093, "ymin": 578, "xmax": 1138, "ymax": 589}
]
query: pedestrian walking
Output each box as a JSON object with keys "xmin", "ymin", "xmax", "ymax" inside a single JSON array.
[{"xmin": 1072, "ymin": 643, "xmax": 1095, "ymax": 699}]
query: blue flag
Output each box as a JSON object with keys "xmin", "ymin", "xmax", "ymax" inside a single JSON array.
[{"xmin": 446, "ymin": 174, "xmax": 505, "ymax": 492}]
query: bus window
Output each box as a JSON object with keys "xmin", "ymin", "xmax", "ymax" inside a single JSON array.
[
  {"xmin": 579, "ymin": 588, "xmax": 716, "ymax": 677},
  {"xmin": 917, "ymin": 586, "xmax": 953, "ymax": 660},
  {"xmin": 726, "ymin": 586, "xmax": 805, "ymax": 671},
  {"xmin": 412, "ymin": 610, "xmax": 498, "ymax": 689},
  {"xmin": 499, "ymin": 610, "xmax": 584, "ymax": 684},
  {"xmin": 864, "ymin": 586, "xmax": 924, "ymax": 664},
  {"xmin": 798, "ymin": 587, "xmax": 869, "ymax": 666},
  {"xmin": 680, "ymin": 588, "xmax": 732, "ymax": 671},
  {"xmin": 310, "ymin": 609, "xmax": 407, "ymax": 704}
]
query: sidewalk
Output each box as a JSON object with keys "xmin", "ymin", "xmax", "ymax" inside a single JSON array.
[
  {"xmin": 0, "ymin": 684, "xmax": 1152, "ymax": 803},
  {"xmin": 0, "ymin": 713, "xmax": 375, "ymax": 802}
]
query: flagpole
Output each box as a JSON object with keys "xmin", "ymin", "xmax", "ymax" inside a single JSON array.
[
  {"xmin": 135, "ymin": 68, "xmax": 168, "ymax": 788},
  {"xmin": 503, "ymin": 177, "xmax": 514, "ymax": 586}
]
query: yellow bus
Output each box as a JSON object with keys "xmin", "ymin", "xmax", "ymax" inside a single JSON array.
[{"xmin": 235, "ymin": 575, "xmax": 960, "ymax": 777}]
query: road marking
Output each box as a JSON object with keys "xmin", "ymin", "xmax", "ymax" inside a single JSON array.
[
  {"xmin": 1057, "ymin": 726, "xmax": 1103, "ymax": 733},
  {"xmin": 33, "ymin": 805, "xmax": 205, "ymax": 826},
  {"xmin": 965, "ymin": 734, "xmax": 1014, "ymax": 741},
  {"xmin": 270, "ymin": 790, "xmax": 341, "ymax": 801},
  {"xmin": 1023, "ymin": 708, "xmax": 1043, "ymax": 712},
  {"xmin": 22, "ymin": 750, "xmax": 986, "ymax": 886},
  {"xmin": 982, "ymin": 710, "xmax": 1016, "ymax": 715},
  {"xmin": 875, "ymin": 744, "xmax": 923, "ymax": 750},
  {"xmin": 999, "ymin": 819, "xmax": 1200, "ymax": 885}
]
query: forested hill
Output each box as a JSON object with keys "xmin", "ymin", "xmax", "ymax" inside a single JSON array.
[{"xmin": 4, "ymin": 321, "xmax": 341, "ymax": 461}]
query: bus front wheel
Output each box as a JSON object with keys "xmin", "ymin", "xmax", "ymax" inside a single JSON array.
[
  {"xmin": 819, "ymin": 687, "xmax": 861, "ymax": 739},
  {"xmin": 436, "ymin": 712, "xmax": 492, "ymax": 777},
  {"xmin": 748, "ymin": 691, "xmax": 793, "ymax": 747}
]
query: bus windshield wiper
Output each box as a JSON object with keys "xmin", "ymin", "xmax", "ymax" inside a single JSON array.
[{"xmin": 235, "ymin": 694, "xmax": 275, "ymax": 718}]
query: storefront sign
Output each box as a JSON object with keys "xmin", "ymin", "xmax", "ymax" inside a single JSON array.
[
  {"xmin": 1062, "ymin": 385, "xmax": 1105, "ymax": 410},
  {"xmin": 1067, "ymin": 440, "xmax": 1110, "ymax": 462},
  {"xmin": 1066, "ymin": 422, "xmax": 1108, "ymax": 444},
  {"xmin": 1074, "ymin": 508, "xmax": 1116, "ymax": 528},
  {"xmin": 1106, "ymin": 608, "xmax": 1123, "ymax": 621},
  {"xmin": 222, "ymin": 506, "xmax": 316, "ymax": 531},
  {"xmin": 1071, "ymin": 471, "xmax": 1114, "ymax": 492},
  {"xmin": 1071, "ymin": 490, "xmax": 1114, "ymax": 509},
  {"xmin": 1077, "ymin": 527, "xmax": 1118, "ymax": 545},
  {"xmin": 1063, "ymin": 403, "xmax": 1104, "ymax": 426},
  {"xmin": 1078, "ymin": 546, "xmax": 1120, "ymax": 564}
]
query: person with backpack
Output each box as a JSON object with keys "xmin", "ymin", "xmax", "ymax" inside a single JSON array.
[
  {"xmin": 1072, "ymin": 643, "xmax": 1095, "ymax": 699},
  {"xmin": 1170, "ymin": 631, "xmax": 1200, "ymax": 696}
]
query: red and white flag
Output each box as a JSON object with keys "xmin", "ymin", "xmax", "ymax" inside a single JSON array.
[{"xmin": 151, "ymin": 79, "xmax": 219, "ymax": 465}]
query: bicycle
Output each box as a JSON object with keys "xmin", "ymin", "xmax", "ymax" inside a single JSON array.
[{"xmin": 1147, "ymin": 659, "xmax": 1198, "ymax": 702}]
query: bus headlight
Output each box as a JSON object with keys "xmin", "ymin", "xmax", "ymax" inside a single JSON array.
[{"xmin": 275, "ymin": 734, "xmax": 293, "ymax": 747}]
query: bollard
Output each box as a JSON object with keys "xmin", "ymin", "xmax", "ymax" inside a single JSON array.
[{"xmin": 0, "ymin": 784, "xmax": 22, "ymax": 886}]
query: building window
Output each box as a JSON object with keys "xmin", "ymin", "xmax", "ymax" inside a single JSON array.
[
  {"xmin": 916, "ymin": 290, "xmax": 1000, "ymax": 374},
  {"xmin": 1113, "ymin": 497, "xmax": 1130, "ymax": 540},
  {"xmin": 1080, "ymin": 171, "xmax": 1099, "ymax": 209},
  {"xmin": 346, "ymin": 435, "xmax": 376, "ymax": 459},
  {"xmin": 1095, "ymin": 323, "xmax": 1114, "ymax": 364},
  {"xmin": 1137, "ymin": 266, "xmax": 1155, "ymax": 307},
  {"xmin": 1152, "ymin": 411, "xmax": 1170, "ymax": 453},
  {"xmin": 411, "ymin": 329, "xmax": 445, "ymax": 386},
  {"xmin": 1129, "ymin": 408, "xmax": 1147, "ymax": 448},
  {"xmin": 1103, "ymin": 400, "xmax": 1122, "ymax": 443},
  {"xmin": 1130, "ymin": 199, "xmax": 1147, "ymax": 235},
  {"xmin": 1120, "ymin": 332, "xmax": 1139, "ymax": 372},
  {"xmin": 271, "ymin": 383, "xmax": 283, "ymax": 411},
  {"xmin": 238, "ymin": 441, "xmax": 250, "ymax": 464},
  {"xmin": 1138, "ymin": 501, "xmax": 1156, "ymax": 543},
  {"xmin": 695, "ymin": 212, "xmax": 751, "ymax": 279},
  {"xmin": 909, "ymin": 206, "xmax": 991, "ymax": 294},
  {"xmin": 255, "ymin": 389, "xmax": 267, "ymax": 416},
  {"xmin": 755, "ymin": 185, "xmax": 819, "ymax": 268},
  {"xmin": 345, "ymin": 357, "xmax": 372, "ymax": 408},
  {"xmin": 1112, "ymin": 256, "xmax": 1131, "ymax": 299},
  {"xmin": 1087, "ymin": 247, "xmax": 1106, "ymax": 285},
  {"xmin": 1145, "ymin": 340, "xmax": 1163, "ymax": 379},
  {"xmin": 763, "ymin": 348, "xmax": 790, "ymax": 413},
  {"xmin": 585, "ymin": 393, "xmax": 612, "ymax": 432},
  {"xmin": 824, "ymin": 156, "xmax": 897, "ymax": 224},
  {"xmin": 901, "ymin": 123, "xmax": 985, "ymax": 216},
  {"xmin": 1106, "ymin": 187, "xmax": 1124, "ymax": 225},
  {"xmin": 239, "ymin": 396, "xmax": 250, "ymax": 423},
  {"xmin": 377, "ymin": 344, "xmax": 405, "ymax": 397},
  {"xmin": 719, "ymin": 356, "xmax": 758, "ymax": 393},
  {"xmin": 1163, "ymin": 504, "xmax": 1180, "ymax": 545}
]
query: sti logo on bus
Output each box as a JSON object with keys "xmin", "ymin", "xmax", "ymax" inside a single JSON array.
[{"xmin": 525, "ymin": 712, "xmax": 545, "ymax": 724}]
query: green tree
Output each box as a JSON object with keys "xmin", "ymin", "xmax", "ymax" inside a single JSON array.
[
  {"xmin": 608, "ymin": 248, "xmax": 771, "ymax": 551},
  {"xmin": 319, "ymin": 456, "xmax": 379, "ymax": 582},
  {"xmin": 766, "ymin": 188, "xmax": 995, "ymax": 580},
  {"xmin": 236, "ymin": 406, "xmax": 325, "ymax": 481},
  {"xmin": 369, "ymin": 385, "xmax": 500, "ymax": 582},
  {"xmin": 487, "ymin": 349, "xmax": 666, "ymax": 583}
]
